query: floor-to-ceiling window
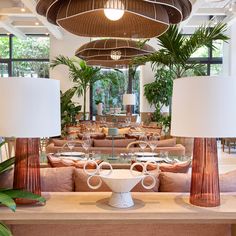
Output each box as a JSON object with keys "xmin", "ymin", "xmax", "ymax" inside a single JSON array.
[
  {"xmin": 187, "ymin": 39, "xmax": 223, "ymax": 76},
  {"xmin": 0, "ymin": 34, "xmax": 50, "ymax": 78}
]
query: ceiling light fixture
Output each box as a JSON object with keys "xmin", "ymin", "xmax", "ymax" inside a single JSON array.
[
  {"xmin": 21, "ymin": 8, "xmax": 26, "ymax": 12},
  {"xmin": 75, "ymin": 39, "xmax": 155, "ymax": 68},
  {"xmin": 110, "ymin": 50, "xmax": 122, "ymax": 60},
  {"xmin": 36, "ymin": 0, "xmax": 192, "ymax": 39},
  {"xmin": 104, "ymin": 0, "xmax": 125, "ymax": 21}
]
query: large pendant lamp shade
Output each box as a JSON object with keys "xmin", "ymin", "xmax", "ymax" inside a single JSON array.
[
  {"xmin": 75, "ymin": 39, "xmax": 155, "ymax": 68},
  {"xmin": 36, "ymin": 0, "xmax": 192, "ymax": 38}
]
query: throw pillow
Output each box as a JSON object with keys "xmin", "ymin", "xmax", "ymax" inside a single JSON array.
[{"xmin": 47, "ymin": 154, "xmax": 102, "ymax": 168}]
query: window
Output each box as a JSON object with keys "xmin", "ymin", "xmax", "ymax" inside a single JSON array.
[
  {"xmin": 0, "ymin": 34, "xmax": 50, "ymax": 78},
  {"xmin": 91, "ymin": 67, "xmax": 140, "ymax": 116},
  {"xmin": 187, "ymin": 39, "xmax": 223, "ymax": 76}
]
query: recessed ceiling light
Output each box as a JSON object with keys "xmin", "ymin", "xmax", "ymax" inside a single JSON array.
[
  {"xmin": 21, "ymin": 8, "xmax": 26, "ymax": 12},
  {"xmin": 35, "ymin": 22, "xmax": 39, "ymax": 26}
]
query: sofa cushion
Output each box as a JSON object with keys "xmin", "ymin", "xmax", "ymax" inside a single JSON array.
[
  {"xmin": 157, "ymin": 138, "xmax": 176, "ymax": 147},
  {"xmin": 41, "ymin": 167, "xmax": 74, "ymax": 192},
  {"xmin": 52, "ymin": 139, "xmax": 83, "ymax": 147},
  {"xmin": 47, "ymin": 154, "xmax": 102, "ymax": 169},
  {"xmin": 159, "ymin": 160, "xmax": 191, "ymax": 173},
  {"xmin": 93, "ymin": 139, "xmax": 136, "ymax": 148},
  {"xmin": 74, "ymin": 169, "xmax": 160, "ymax": 192},
  {"xmin": 0, "ymin": 167, "xmax": 75, "ymax": 192},
  {"xmin": 159, "ymin": 172, "xmax": 191, "ymax": 192},
  {"xmin": 159, "ymin": 169, "xmax": 236, "ymax": 192},
  {"xmin": 132, "ymin": 160, "xmax": 191, "ymax": 174}
]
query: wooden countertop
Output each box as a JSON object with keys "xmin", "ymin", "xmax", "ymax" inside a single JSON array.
[{"xmin": 1, "ymin": 192, "xmax": 236, "ymax": 224}]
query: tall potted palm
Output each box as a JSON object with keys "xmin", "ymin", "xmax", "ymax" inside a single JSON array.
[
  {"xmin": 135, "ymin": 23, "xmax": 229, "ymax": 78},
  {"xmin": 51, "ymin": 56, "xmax": 102, "ymax": 120},
  {"xmin": 134, "ymin": 23, "xmax": 229, "ymax": 152},
  {"xmin": 135, "ymin": 23, "xmax": 229, "ymax": 130}
]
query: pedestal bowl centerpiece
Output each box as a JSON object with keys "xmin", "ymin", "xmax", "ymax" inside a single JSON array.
[{"xmin": 84, "ymin": 161, "xmax": 157, "ymax": 208}]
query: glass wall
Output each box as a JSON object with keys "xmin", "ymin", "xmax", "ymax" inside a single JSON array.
[
  {"xmin": 0, "ymin": 34, "xmax": 50, "ymax": 78},
  {"xmin": 92, "ymin": 67, "xmax": 140, "ymax": 115}
]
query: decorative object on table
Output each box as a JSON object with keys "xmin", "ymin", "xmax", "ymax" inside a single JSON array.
[
  {"xmin": 36, "ymin": 0, "xmax": 191, "ymax": 38},
  {"xmin": 81, "ymin": 134, "xmax": 92, "ymax": 158},
  {"xmin": 139, "ymin": 135, "xmax": 148, "ymax": 158},
  {"xmin": 84, "ymin": 160, "xmax": 157, "ymax": 208},
  {"xmin": 0, "ymin": 78, "xmax": 60, "ymax": 204},
  {"xmin": 149, "ymin": 135, "xmax": 159, "ymax": 157},
  {"xmin": 75, "ymin": 39, "xmax": 155, "ymax": 68},
  {"xmin": 171, "ymin": 76, "xmax": 236, "ymax": 207},
  {"xmin": 108, "ymin": 128, "xmax": 119, "ymax": 160},
  {"xmin": 123, "ymin": 94, "xmax": 136, "ymax": 116}
]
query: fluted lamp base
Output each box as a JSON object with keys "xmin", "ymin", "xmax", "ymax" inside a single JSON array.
[
  {"xmin": 190, "ymin": 138, "xmax": 220, "ymax": 207},
  {"xmin": 13, "ymin": 138, "xmax": 41, "ymax": 204}
]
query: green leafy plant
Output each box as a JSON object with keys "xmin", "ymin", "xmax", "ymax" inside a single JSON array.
[
  {"xmin": 135, "ymin": 23, "xmax": 229, "ymax": 132},
  {"xmin": 51, "ymin": 56, "xmax": 103, "ymax": 120},
  {"xmin": 135, "ymin": 23, "xmax": 229, "ymax": 77},
  {"xmin": 0, "ymin": 141, "xmax": 46, "ymax": 236},
  {"xmin": 60, "ymin": 88, "xmax": 81, "ymax": 134}
]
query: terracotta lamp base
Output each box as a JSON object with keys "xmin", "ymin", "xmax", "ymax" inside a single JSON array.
[
  {"xmin": 190, "ymin": 138, "xmax": 220, "ymax": 207},
  {"xmin": 126, "ymin": 105, "xmax": 132, "ymax": 116},
  {"xmin": 13, "ymin": 138, "xmax": 41, "ymax": 204}
]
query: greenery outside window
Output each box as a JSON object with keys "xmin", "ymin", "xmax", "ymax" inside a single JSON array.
[{"xmin": 0, "ymin": 34, "xmax": 50, "ymax": 78}]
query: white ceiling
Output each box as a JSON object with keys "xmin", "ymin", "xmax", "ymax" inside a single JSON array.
[{"xmin": 0, "ymin": 0, "xmax": 235, "ymax": 38}]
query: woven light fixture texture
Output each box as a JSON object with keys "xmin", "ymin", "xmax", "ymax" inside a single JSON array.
[
  {"xmin": 36, "ymin": 0, "xmax": 192, "ymax": 38},
  {"xmin": 75, "ymin": 39, "xmax": 155, "ymax": 68}
]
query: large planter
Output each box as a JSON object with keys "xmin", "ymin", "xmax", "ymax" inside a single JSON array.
[{"xmin": 97, "ymin": 103, "xmax": 103, "ymax": 115}]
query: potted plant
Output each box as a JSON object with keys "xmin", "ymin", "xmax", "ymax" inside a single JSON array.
[
  {"xmin": 0, "ymin": 142, "xmax": 45, "ymax": 236},
  {"xmin": 60, "ymin": 87, "xmax": 81, "ymax": 136},
  {"xmin": 135, "ymin": 23, "xmax": 229, "ymax": 133},
  {"xmin": 51, "ymin": 56, "xmax": 103, "ymax": 120}
]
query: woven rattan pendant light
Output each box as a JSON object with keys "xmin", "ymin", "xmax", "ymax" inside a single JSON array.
[
  {"xmin": 75, "ymin": 39, "xmax": 155, "ymax": 68},
  {"xmin": 36, "ymin": 0, "xmax": 192, "ymax": 38}
]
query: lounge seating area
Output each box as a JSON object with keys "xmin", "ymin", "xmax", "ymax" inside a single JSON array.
[{"xmin": 1, "ymin": 0, "xmax": 236, "ymax": 236}]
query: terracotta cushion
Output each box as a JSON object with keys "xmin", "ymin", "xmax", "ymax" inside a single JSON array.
[
  {"xmin": 132, "ymin": 160, "xmax": 191, "ymax": 173},
  {"xmin": 159, "ymin": 169, "xmax": 236, "ymax": 192},
  {"xmin": 78, "ymin": 133, "xmax": 106, "ymax": 140},
  {"xmin": 47, "ymin": 154, "xmax": 102, "ymax": 169},
  {"xmin": 157, "ymin": 138, "xmax": 176, "ymax": 147},
  {"xmin": 0, "ymin": 167, "xmax": 75, "ymax": 192},
  {"xmin": 52, "ymin": 139, "xmax": 83, "ymax": 147},
  {"xmin": 102, "ymin": 127, "xmax": 130, "ymax": 135},
  {"xmin": 93, "ymin": 139, "xmax": 136, "ymax": 147},
  {"xmin": 74, "ymin": 169, "xmax": 160, "ymax": 192}
]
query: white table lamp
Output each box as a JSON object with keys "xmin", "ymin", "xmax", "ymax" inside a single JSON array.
[
  {"xmin": 0, "ymin": 78, "xmax": 60, "ymax": 204},
  {"xmin": 123, "ymin": 94, "xmax": 135, "ymax": 115},
  {"xmin": 171, "ymin": 76, "xmax": 236, "ymax": 207}
]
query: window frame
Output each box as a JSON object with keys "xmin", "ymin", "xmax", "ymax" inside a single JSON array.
[
  {"xmin": 0, "ymin": 34, "xmax": 50, "ymax": 77},
  {"xmin": 186, "ymin": 37, "xmax": 223, "ymax": 76}
]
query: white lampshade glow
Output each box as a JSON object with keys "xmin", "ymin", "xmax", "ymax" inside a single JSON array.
[
  {"xmin": 0, "ymin": 78, "xmax": 61, "ymax": 138},
  {"xmin": 104, "ymin": 0, "xmax": 125, "ymax": 21},
  {"xmin": 171, "ymin": 76, "xmax": 236, "ymax": 138},
  {"xmin": 123, "ymin": 94, "xmax": 136, "ymax": 105}
]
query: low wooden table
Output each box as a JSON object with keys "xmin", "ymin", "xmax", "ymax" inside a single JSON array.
[{"xmin": 1, "ymin": 192, "xmax": 236, "ymax": 236}]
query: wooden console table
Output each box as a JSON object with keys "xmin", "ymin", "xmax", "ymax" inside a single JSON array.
[{"xmin": 1, "ymin": 192, "xmax": 236, "ymax": 236}]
